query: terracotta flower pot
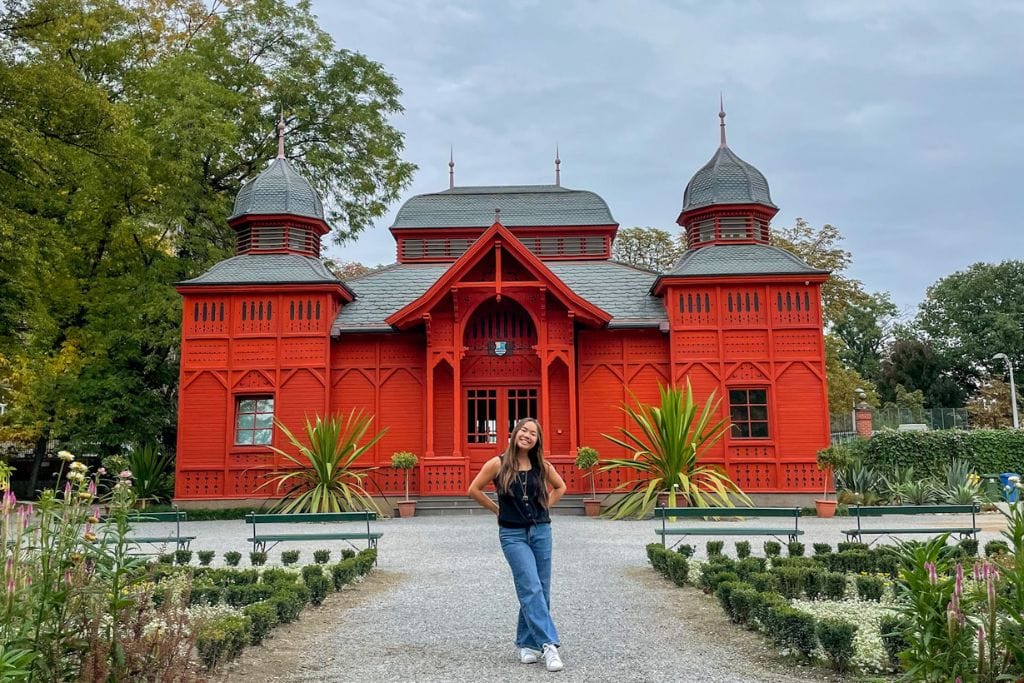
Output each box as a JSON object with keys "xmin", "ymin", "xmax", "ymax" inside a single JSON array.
[
  {"xmin": 397, "ymin": 500, "xmax": 417, "ymax": 518},
  {"xmin": 583, "ymin": 499, "xmax": 602, "ymax": 517},
  {"xmin": 815, "ymin": 499, "xmax": 837, "ymax": 518}
]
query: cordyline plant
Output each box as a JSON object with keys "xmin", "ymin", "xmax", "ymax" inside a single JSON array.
[
  {"xmin": 260, "ymin": 410, "xmax": 387, "ymax": 513},
  {"xmin": 599, "ymin": 381, "xmax": 751, "ymax": 519}
]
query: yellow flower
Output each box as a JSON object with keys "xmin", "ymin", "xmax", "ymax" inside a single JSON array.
[
  {"xmin": 83, "ymin": 532, "xmax": 97, "ymax": 543},
  {"xmin": 58, "ymin": 451, "xmax": 75, "ymax": 462},
  {"xmin": 78, "ymin": 492, "xmax": 92, "ymax": 501},
  {"xmin": 87, "ymin": 516, "xmax": 99, "ymax": 524}
]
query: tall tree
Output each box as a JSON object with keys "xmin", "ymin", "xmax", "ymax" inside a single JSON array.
[
  {"xmin": 832, "ymin": 291, "xmax": 898, "ymax": 381},
  {"xmin": 966, "ymin": 378, "xmax": 1019, "ymax": 429},
  {"xmin": 0, "ymin": 0, "xmax": 415, "ymax": 483},
  {"xmin": 611, "ymin": 226, "xmax": 683, "ymax": 272},
  {"xmin": 877, "ymin": 337, "xmax": 967, "ymax": 408}
]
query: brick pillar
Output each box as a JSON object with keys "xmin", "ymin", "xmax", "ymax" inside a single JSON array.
[{"xmin": 855, "ymin": 406, "xmax": 873, "ymax": 438}]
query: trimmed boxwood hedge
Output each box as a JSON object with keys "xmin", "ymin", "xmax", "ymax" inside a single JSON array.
[{"xmin": 854, "ymin": 429, "xmax": 1024, "ymax": 475}]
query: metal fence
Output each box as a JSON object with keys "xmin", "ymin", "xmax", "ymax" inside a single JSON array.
[{"xmin": 829, "ymin": 407, "xmax": 970, "ymax": 444}]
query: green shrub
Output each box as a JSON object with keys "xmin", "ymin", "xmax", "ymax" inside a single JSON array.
[
  {"xmin": 699, "ymin": 567, "xmax": 739, "ymax": 594},
  {"xmin": 860, "ymin": 429, "xmax": 1024, "ymax": 476},
  {"xmin": 873, "ymin": 551, "xmax": 901, "ymax": 579},
  {"xmin": 879, "ymin": 613, "xmax": 909, "ymax": 670},
  {"xmin": 355, "ymin": 548, "xmax": 376, "ymax": 573},
  {"xmin": 331, "ymin": 559, "xmax": 358, "ymax": 590},
  {"xmin": 749, "ymin": 572, "xmax": 776, "ymax": 594},
  {"xmin": 269, "ymin": 590, "xmax": 303, "ymax": 624},
  {"xmin": 157, "ymin": 552, "xmax": 175, "ymax": 564},
  {"xmin": 735, "ymin": 556, "xmax": 766, "ymax": 579},
  {"xmin": 958, "ymin": 538, "xmax": 979, "ymax": 557},
  {"xmin": 823, "ymin": 572, "xmax": 847, "ymax": 600},
  {"xmin": 676, "ymin": 544, "xmax": 695, "ymax": 558},
  {"xmin": 260, "ymin": 568, "xmax": 297, "ymax": 587},
  {"xmin": 305, "ymin": 573, "xmax": 331, "ymax": 606},
  {"xmin": 755, "ymin": 593, "xmax": 789, "ymax": 632},
  {"xmin": 837, "ymin": 549, "xmax": 873, "ymax": 574},
  {"xmin": 665, "ymin": 553, "xmax": 689, "ymax": 587},
  {"xmin": 646, "ymin": 542, "xmax": 666, "ymax": 569},
  {"xmin": 706, "ymin": 540, "xmax": 724, "ymax": 557},
  {"xmin": 787, "ymin": 541, "xmax": 805, "ymax": 557},
  {"xmin": 197, "ymin": 550, "xmax": 215, "ymax": 566},
  {"xmin": 224, "ymin": 583, "xmax": 274, "ymax": 608},
  {"xmin": 190, "ymin": 585, "xmax": 222, "ymax": 606},
  {"xmin": 803, "ymin": 569, "xmax": 826, "ymax": 600},
  {"xmin": 816, "ymin": 617, "xmax": 858, "ymax": 672},
  {"xmin": 196, "ymin": 614, "xmax": 251, "ymax": 671},
  {"xmin": 812, "ymin": 543, "xmax": 832, "ymax": 556},
  {"xmin": 763, "ymin": 541, "xmax": 781, "ymax": 557},
  {"xmin": 174, "ymin": 549, "xmax": 193, "ymax": 566},
  {"xmin": 249, "ymin": 551, "xmax": 268, "ymax": 566},
  {"xmin": 728, "ymin": 585, "xmax": 758, "ymax": 625},
  {"xmin": 714, "ymin": 580, "xmax": 743, "ymax": 615},
  {"xmin": 224, "ymin": 551, "xmax": 242, "ymax": 567},
  {"xmin": 341, "ymin": 548, "xmax": 356, "ymax": 560},
  {"xmin": 985, "ymin": 539, "xmax": 1010, "ymax": 557},
  {"xmin": 301, "ymin": 564, "xmax": 324, "ymax": 582},
  {"xmin": 313, "ymin": 549, "xmax": 331, "ymax": 564},
  {"xmin": 281, "ymin": 550, "xmax": 300, "ymax": 566},
  {"xmin": 779, "ymin": 608, "xmax": 817, "ymax": 659},
  {"xmin": 735, "ymin": 540, "xmax": 751, "ymax": 559},
  {"xmin": 837, "ymin": 541, "xmax": 869, "ymax": 553},
  {"xmin": 775, "ymin": 567, "xmax": 805, "ymax": 599},
  {"xmin": 855, "ymin": 575, "xmax": 885, "ymax": 601},
  {"xmin": 242, "ymin": 601, "xmax": 279, "ymax": 645}
]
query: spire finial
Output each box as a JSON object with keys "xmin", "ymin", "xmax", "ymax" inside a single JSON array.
[
  {"xmin": 276, "ymin": 109, "xmax": 286, "ymax": 159},
  {"xmin": 555, "ymin": 144, "xmax": 561, "ymax": 186},
  {"xmin": 719, "ymin": 93, "xmax": 727, "ymax": 148},
  {"xmin": 449, "ymin": 146, "xmax": 455, "ymax": 189},
  {"xmin": 494, "ymin": 207, "xmax": 501, "ymax": 224}
]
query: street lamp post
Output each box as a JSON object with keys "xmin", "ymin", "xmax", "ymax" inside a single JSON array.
[{"xmin": 993, "ymin": 353, "xmax": 1020, "ymax": 429}]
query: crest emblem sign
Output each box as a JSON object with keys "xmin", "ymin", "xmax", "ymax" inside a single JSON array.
[{"xmin": 493, "ymin": 341, "xmax": 508, "ymax": 357}]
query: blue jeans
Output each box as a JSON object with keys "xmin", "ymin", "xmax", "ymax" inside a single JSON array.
[{"xmin": 499, "ymin": 523, "xmax": 560, "ymax": 650}]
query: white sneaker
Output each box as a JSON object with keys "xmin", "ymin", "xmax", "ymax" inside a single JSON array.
[
  {"xmin": 542, "ymin": 644, "xmax": 563, "ymax": 672},
  {"xmin": 519, "ymin": 647, "xmax": 541, "ymax": 664}
]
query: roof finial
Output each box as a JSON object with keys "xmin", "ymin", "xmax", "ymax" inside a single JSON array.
[
  {"xmin": 276, "ymin": 109, "xmax": 286, "ymax": 159},
  {"xmin": 719, "ymin": 93, "xmax": 727, "ymax": 148},
  {"xmin": 555, "ymin": 144, "xmax": 561, "ymax": 186},
  {"xmin": 449, "ymin": 146, "xmax": 455, "ymax": 189},
  {"xmin": 494, "ymin": 207, "xmax": 501, "ymax": 224}
]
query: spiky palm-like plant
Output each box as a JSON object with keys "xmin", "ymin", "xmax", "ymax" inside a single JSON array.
[
  {"xmin": 259, "ymin": 410, "xmax": 387, "ymax": 513},
  {"xmin": 600, "ymin": 381, "xmax": 751, "ymax": 518}
]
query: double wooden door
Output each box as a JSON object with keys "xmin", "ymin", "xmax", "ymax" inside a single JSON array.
[{"xmin": 465, "ymin": 386, "xmax": 538, "ymax": 469}]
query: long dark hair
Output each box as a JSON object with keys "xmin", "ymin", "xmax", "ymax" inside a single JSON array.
[{"xmin": 496, "ymin": 418, "xmax": 549, "ymax": 508}]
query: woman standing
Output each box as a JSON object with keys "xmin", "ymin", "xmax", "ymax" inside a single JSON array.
[{"xmin": 468, "ymin": 417, "xmax": 567, "ymax": 672}]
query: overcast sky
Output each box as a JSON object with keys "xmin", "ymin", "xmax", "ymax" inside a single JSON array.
[{"xmin": 311, "ymin": 0, "xmax": 1024, "ymax": 317}]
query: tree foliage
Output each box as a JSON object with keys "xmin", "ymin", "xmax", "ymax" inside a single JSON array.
[
  {"xmin": 0, "ymin": 0, "xmax": 414, "ymax": 465},
  {"xmin": 832, "ymin": 292, "xmax": 897, "ymax": 382},
  {"xmin": 611, "ymin": 226, "xmax": 683, "ymax": 272},
  {"xmin": 966, "ymin": 379, "xmax": 1019, "ymax": 429}
]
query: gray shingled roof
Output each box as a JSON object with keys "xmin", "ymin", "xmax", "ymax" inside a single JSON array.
[
  {"xmin": 332, "ymin": 260, "xmax": 665, "ymax": 334},
  {"xmin": 392, "ymin": 185, "xmax": 616, "ymax": 229},
  {"xmin": 662, "ymin": 244, "xmax": 828, "ymax": 278},
  {"xmin": 230, "ymin": 158, "xmax": 325, "ymax": 221},
  {"xmin": 682, "ymin": 145, "xmax": 775, "ymax": 213},
  {"xmin": 179, "ymin": 254, "xmax": 344, "ymax": 286}
]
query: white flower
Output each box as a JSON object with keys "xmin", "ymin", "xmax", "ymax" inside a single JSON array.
[{"xmin": 57, "ymin": 451, "xmax": 74, "ymax": 462}]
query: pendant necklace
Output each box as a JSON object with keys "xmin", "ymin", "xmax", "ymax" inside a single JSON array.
[{"xmin": 518, "ymin": 471, "xmax": 529, "ymax": 502}]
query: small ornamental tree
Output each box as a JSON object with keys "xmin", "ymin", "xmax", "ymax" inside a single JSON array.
[
  {"xmin": 575, "ymin": 446, "xmax": 599, "ymax": 499},
  {"xmin": 391, "ymin": 452, "xmax": 418, "ymax": 502}
]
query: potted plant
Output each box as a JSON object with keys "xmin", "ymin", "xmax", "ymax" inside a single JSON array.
[
  {"xmin": 815, "ymin": 442, "xmax": 853, "ymax": 518},
  {"xmin": 391, "ymin": 451, "xmax": 418, "ymax": 518},
  {"xmin": 575, "ymin": 446, "xmax": 601, "ymax": 516}
]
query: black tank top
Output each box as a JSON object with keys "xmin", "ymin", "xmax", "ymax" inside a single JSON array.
[{"xmin": 495, "ymin": 464, "xmax": 551, "ymax": 528}]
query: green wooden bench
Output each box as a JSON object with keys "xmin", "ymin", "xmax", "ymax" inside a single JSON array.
[
  {"xmin": 843, "ymin": 504, "xmax": 981, "ymax": 545},
  {"xmin": 245, "ymin": 511, "xmax": 382, "ymax": 554},
  {"xmin": 100, "ymin": 505, "xmax": 195, "ymax": 551},
  {"xmin": 654, "ymin": 506, "xmax": 804, "ymax": 549}
]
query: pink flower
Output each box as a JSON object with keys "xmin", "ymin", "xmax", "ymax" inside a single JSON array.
[
  {"xmin": 118, "ymin": 470, "xmax": 132, "ymax": 479},
  {"xmin": 926, "ymin": 562, "xmax": 938, "ymax": 585},
  {"xmin": 97, "ymin": 467, "xmax": 106, "ymax": 476},
  {"xmin": 978, "ymin": 625, "xmax": 985, "ymax": 647},
  {"xmin": 955, "ymin": 562, "xmax": 963, "ymax": 597},
  {"xmin": 63, "ymin": 481, "xmax": 71, "ymax": 498},
  {"xmin": 6, "ymin": 579, "xmax": 13, "ymax": 595},
  {"xmin": 87, "ymin": 480, "xmax": 96, "ymax": 496}
]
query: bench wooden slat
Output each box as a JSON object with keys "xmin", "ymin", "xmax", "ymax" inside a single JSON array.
[
  {"xmin": 252, "ymin": 532, "xmax": 383, "ymax": 542},
  {"xmin": 130, "ymin": 535, "xmax": 197, "ymax": 544},
  {"xmin": 853, "ymin": 504, "xmax": 979, "ymax": 516},
  {"xmin": 654, "ymin": 506, "xmax": 800, "ymax": 519},
  {"xmin": 245, "ymin": 512, "xmax": 376, "ymax": 524},
  {"xmin": 844, "ymin": 528, "xmax": 980, "ymax": 535},
  {"xmin": 99, "ymin": 512, "xmax": 187, "ymax": 523},
  {"xmin": 656, "ymin": 528, "xmax": 805, "ymax": 536}
]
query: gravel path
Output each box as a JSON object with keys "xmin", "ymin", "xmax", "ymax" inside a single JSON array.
[{"xmin": 192, "ymin": 510, "xmax": 1009, "ymax": 682}]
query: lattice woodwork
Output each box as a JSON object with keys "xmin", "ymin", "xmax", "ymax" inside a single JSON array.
[
  {"xmin": 771, "ymin": 287, "xmax": 817, "ymax": 326},
  {"xmin": 780, "ymin": 462, "xmax": 826, "ymax": 491},
  {"xmin": 178, "ymin": 470, "xmax": 225, "ymax": 498},
  {"xmin": 728, "ymin": 362, "xmax": 769, "ymax": 383},
  {"xmin": 234, "ymin": 370, "xmax": 273, "ymax": 390},
  {"xmin": 233, "ymin": 340, "xmax": 276, "ymax": 366},
  {"xmin": 187, "ymin": 298, "xmax": 228, "ymax": 335},
  {"xmin": 422, "ymin": 464, "xmax": 465, "ymax": 495},
  {"xmin": 229, "ymin": 468, "xmax": 273, "ymax": 496},
  {"xmin": 285, "ymin": 297, "xmax": 324, "ymax": 334},
  {"xmin": 677, "ymin": 289, "xmax": 716, "ymax": 326},
  {"xmin": 720, "ymin": 289, "xmax": 767, "ymax": 326},
  {"xmin": 464, "ymin": 299, "xmax": 537, "ymax": 351},
  {"xmin": 282, "ymin": 337, "xmax": 325, "ymax": 365},
  {"xmin": 461, "ymin": 354, "xmax": 540, "ymax": 381},
  {"xmin": 774, "ymin": 330, "xmax": 821, "ymax": 357},
  {"xmin": 722, "ymin": 331, "xmax": 768, "ymax": 358},
  {"xmin": 592, "ymin": 466, "xmax": 633, "ymax": 491},
  {"xmin": 184, "ymin": 340, "xmax": 228, "ymax": 367},
  {"xmin": 367, "ymin": 467, "xmax": 417, "ymax": 495},
  {"xmin": 674, "ymin": 332, "xmax": 718, "ymax": 358},
  {"xmin": 228, "ymin": 451, "xmax": 273, "ymax": 468},
  {"xmin": 730, "ymin": 445, "xmax": 775, "ymax": 460},
  {"xmin": 235, "ymin": 298, "xmax": 275, "ymax": 334},
  {"xmin": 729, "ymin": 462, "xmax": 775, "ymax": 490}
]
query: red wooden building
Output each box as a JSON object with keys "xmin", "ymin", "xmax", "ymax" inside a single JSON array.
[{"xmin": 174, "ymin": 114, "xmax": 831, "ymax": 502}]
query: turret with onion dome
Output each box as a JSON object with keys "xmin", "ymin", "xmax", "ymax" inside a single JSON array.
[
  {"xmin": 227, "ymin": 115, "xmax": 330, "ymax": 257},
  {"xmin": 677, "ymin": 102, "xmax": 779, "ymax": 250}
]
